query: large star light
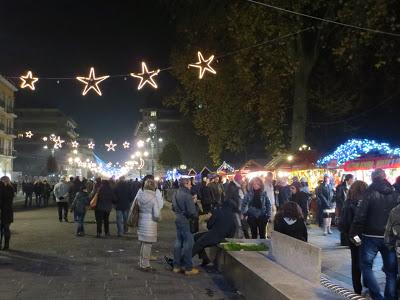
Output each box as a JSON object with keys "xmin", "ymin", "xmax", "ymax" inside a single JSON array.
[
  {"xmin": 105, "ymin": 140, "xmax": 117, "ymax": 152},
  {"xmin": 76, "ymin": 67, "xmax": 109, "ymax": 96},
  {"xmin": 20, "ymin": 71, "xmax": 39, "ymax": 90},
  {"xmin": 130, "ymin": 62, "xmax": 160, "ymax": 90},
  {"xmin": 25, "ymin": 131, "xmax": 34, "ymax": 138},
  {"xmin": 188, "ymin": 51, "xmax": 217, "ymax": 79},
  {"xmin": 54, "ymin": 136, "xmax": 65, "ymax": 149}
]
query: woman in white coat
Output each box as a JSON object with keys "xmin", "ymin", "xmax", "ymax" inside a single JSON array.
[{"xmin": 137, "ymin": 179, "xmax": 163, "ymax": 271}]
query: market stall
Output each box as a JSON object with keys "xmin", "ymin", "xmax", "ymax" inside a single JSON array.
[
  {"xmin": 317, "ymin": 138, "xmax": 400, "ymax": 184},
  {"xmin": 265, "ymin": 150, "xmax": 327, "ymax": 190},
  {"xmin": 240, "ymin": 159, "xmax": 269, "ymax": 180}
]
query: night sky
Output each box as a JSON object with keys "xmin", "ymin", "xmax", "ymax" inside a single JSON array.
[
  {"xmin": 1, "ymin": 1, "xmax": 400, "ymax": 164},
  {"xmin": 0, "ymin": 0, "xmax": 175, "ymax": 162}
]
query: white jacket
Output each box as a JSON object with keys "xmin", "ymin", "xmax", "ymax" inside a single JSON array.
[{"xmin": 136, "ymin": 190, "xmax": 163, "ymax": 243}]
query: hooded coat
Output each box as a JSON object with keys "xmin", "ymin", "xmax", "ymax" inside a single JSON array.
[
  {"xmin": 350, "ymin": 178, "xmax": 399, "ymax": 237},
  {"xmin": 137, "ymin": 189, "xmax": 163, "ymax": 243}
]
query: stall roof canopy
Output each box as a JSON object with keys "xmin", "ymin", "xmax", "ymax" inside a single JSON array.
[
  {"xmin": 240, "ymin": 159, "xmax": 268, "ymax": 173},
  {"xmin": 265, "ymin": 151, "xmax": 318, "ymax": 171},
  {"xmin": 317, "ymin": 138, "xmax": 400, "ymax": 168}
]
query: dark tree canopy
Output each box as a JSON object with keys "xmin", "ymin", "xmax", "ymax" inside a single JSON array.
[
  {"xmin": 164, "ymin": 0, "xmax": 400, "ymax": 162},
  {"xmin": 158, "ymin": 142, "xmax": 183, "ymax": 168}
]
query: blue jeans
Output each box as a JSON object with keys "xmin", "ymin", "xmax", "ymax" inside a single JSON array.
[
  {"xmin": 116, "ymin": 210, "xmax": 129, "ymax": 235},
  {"xmin": 361, "ymin": 236, "xmax": 398, "ymax": 300},
  {"xmin": 74, "ymin": 211, "xmax": 85, "ymax": 234},
  {"xmin": 173, "ymin": 221, "xmax": 194, "ymax": 271}
]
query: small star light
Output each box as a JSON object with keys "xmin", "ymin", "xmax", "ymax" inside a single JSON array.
[
  {"xmin": 105, "ymin": 140, "xmax": 117, "ymax": 152},
  {"xmin": 20, "ymin": 71, "xmax": 39, "ymax": 90},
  {"xmin": 54, "ymin": 136, "xmax": 65, "ymax": 149},
  {"xmin": 25, "ymin": 131, "xmax": 33, "ymax": 138},
  {"xmin": 107, "ymin": 162, "xmax": 113, "ymax": 168},
  {"xmin": 122, "ymin": 141, "xmax": 130, "ymax": 149},
  {"xmin": 188, "ymin": 51, "xmax": 217, "ymax": 79},
  {"xmin": 71, "ymin": 141, "xmax": 79, "ymax": 148},
  {"xmin": 76, "ymin": 67, "xmax": 109, "ymax": 96},
  {"xmin": 88, "ymin": 141, "xmax": 95, "ymax": 149},
  {"xmin": 130, "ymin": 62, "xmax": 160, "ymax": 90}
]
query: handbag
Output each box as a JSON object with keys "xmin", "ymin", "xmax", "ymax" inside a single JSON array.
[
  {"xmin": 89, "ymin": 193, "xmax": 98, "ymax": 209},
  {"xmin": 127, "ymin": 199, "xmax": 139, "ymax": 228}
]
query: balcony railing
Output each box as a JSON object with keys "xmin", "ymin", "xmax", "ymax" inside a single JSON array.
[
  {"xmin": 0, "ymin": 123, "xmax": 4, "ymax": 131},
  {"xmin": 0, "ymin": 147, "xmax": 13, "ymax": 156},
  {"xmin": 5, "ymin": 128, "xmax": 14, "ymax": 135},
  {"xmin": 5, "ymin": 106, "xmax": 14, "ymax": 113}
]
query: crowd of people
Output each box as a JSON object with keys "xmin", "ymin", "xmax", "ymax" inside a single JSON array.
[{"xmin": 3, "ymin": 168, "xmax": 400, "ymax": 299}]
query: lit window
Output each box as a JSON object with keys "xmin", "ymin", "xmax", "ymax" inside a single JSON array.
[{"xmin": 150, "ymin": 111, "xmax": 157, "ymax": 117}]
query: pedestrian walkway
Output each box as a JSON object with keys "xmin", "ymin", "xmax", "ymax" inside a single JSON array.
[
  {"xmin": 308, "ymin": 225, "xmax": 386, "ymax": 292},
  {"xmin": 0, "ymin": 206, "xmax": 243, "ymax": 299}
]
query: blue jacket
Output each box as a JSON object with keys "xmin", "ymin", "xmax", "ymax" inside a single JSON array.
[
  {"xmin": 173, "ymin": 187, "xmax": 198, "ymax": 224},
  {"xmin": 241, "ymin": 190, "xmax": 271, "ymax": 219}
]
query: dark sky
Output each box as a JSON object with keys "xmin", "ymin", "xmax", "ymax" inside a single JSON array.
[{"xmin": 0, "ymin": 0, "xmax": 175, "ymax": 162}]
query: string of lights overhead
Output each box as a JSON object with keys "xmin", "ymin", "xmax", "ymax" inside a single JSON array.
[{"xmin": 5, "ymin": 27, "xmax": 313, "ymax": 95}]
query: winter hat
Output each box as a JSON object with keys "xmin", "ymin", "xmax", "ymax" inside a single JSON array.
[{"xmin": 234, "ymin": 173, "xmax": 243, "ymax": 184}]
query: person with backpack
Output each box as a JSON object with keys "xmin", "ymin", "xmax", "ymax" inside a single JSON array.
[{"xmin": 339, "ymin": 180, "xmax": 368, "ymax": 295}]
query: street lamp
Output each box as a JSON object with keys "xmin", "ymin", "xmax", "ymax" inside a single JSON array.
[{"xmin": 137, "ymin": 140, "xmax": 144, "ymax": 148}]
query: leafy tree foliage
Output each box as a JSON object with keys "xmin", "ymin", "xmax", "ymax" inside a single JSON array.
[
  {"xmin": 158, "ymin": 142, "xmax": 182, "ymax": 168},
  {"xmin": 164, "ymin": 0, "xmax": 400, "ymax": 161}
]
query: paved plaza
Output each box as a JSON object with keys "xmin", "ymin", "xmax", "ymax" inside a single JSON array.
[
  {"xmin": 308, "ymin": 225, "xmax": 386, "ymax": 292},
  {"xmin": 0, "ymin": 204, "xmax": 243, "ymax": 300}
]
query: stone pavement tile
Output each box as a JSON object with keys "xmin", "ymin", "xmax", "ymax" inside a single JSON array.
[{"xmin": 5, "ymin": 206, "xmax": 242, "ymax": 299}]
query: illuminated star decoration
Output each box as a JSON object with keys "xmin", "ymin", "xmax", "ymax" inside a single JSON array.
[
  {"xmin": 188, "ymin": 51, "xmax": 217, "ymax": 79},
  {"xmin": 88, "ymin": 141, "xmax": 95, "ymax": 149},
  {"xmin": 25, "ymin": 131, "xmax": 34, "ymax": 138},
  {"xmin": 76, "ymin": 67, "xmax": 109, "ymax": 96},
  {"xmin": 54, "ymin": 136, "xmax": 65, "ymax": 149},
  {"xmin": 107, "ymin": 162, "xmax": 113, "ymax": 168},
  {"xmin": 71, "ymin": 141, "xmax": 79, "ymax": 148},
  {"xmin": 122, "ymin": 141, "xmax": 130, "ymax": 149},
  {"xmin": 130, "ymin": 62, "xmax": 160, "ymax": 90},
  {"xmin": 20, "ymin": 71, "xmax": 39, "ymax": 90},
  {"xmin": 105, "ymin": 140, "xmax": 117, "ymax": 152}
]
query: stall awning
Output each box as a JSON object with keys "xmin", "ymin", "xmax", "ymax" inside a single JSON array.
[
  {"xmin": 343, "ymin": 156, "xmax": 400, "ymax": 171},
  {"xmin": 265, "ymin": 151, "xmax": 318, "ymax": 171}
]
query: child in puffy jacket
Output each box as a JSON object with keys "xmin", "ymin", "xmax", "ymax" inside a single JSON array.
[{"xmin": 71, "ymin": 186, "xmax": 89, "ymax": 236}]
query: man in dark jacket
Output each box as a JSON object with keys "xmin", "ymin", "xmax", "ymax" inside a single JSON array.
[
  {"xmin": 336, "ymin": 174, "xmax": 354, "ymax": 245},
  {"xmin": 172, "ymin": 178, "xmax": 199, "ymax": 275},
  {"xmin": 350, "ymin": 169, "xmax": 399, "ymax": 300},
  {"xmin": 192, "ymin": 201, "xmax": 236, "ymax": 265},
  {"xmin": 199, "ymin": 178, "xmax": 213, "ymax": 214},
  {"xmin": 24, "ymin": 180, "xmax": 34, "ymax": 208},
  {"xmin": 114, "ymin": 176, "xmax": 133, "ymax": 236}
]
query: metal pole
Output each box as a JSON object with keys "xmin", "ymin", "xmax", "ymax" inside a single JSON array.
[{"xmin": 151, "ymin": 141, "xmax": 154, "ymax": 176}]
